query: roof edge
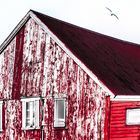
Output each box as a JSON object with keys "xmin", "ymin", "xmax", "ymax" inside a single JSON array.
[
  {"xmin": 30, "ymin": 11, "xmax": 114, "ymax": 97},
  {"xmin": 0, "ymin": 10, "xmax": 31, "ymax": 54},
  {"xmin": 0, "ymin": 10, "xmax": 114, "ymax": 97},
  {"xmin": 31, "ymin": 10, "xmax": 140, "ymax": 47},
  {"xmin": 111, "ymin": 95, "xmax": 140, "ymax": 101}
]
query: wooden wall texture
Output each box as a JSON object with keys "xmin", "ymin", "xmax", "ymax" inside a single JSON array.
[
  {"xmin": 110, "ymin": 101, "xmax": 140, "ymax": 140},
  {"xmin": 0, "ymin": 18, "xmax": 107, "ymax": 140}
]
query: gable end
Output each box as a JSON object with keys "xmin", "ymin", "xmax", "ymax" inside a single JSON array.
[{"xmin": 0, "ymin": 10, "xmax": 114, "ymax": 97}]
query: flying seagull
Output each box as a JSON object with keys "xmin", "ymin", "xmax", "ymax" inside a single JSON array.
[{"xmin": 106, "ymin": 7, "xmax": 119, "ymax": 20}]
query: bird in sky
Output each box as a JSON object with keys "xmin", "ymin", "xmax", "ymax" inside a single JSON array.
[{"xmin": 106, "ymin": 7, "xmax": 119, "ymax": 20}]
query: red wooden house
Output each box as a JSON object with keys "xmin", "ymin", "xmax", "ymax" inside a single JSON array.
[{"xmin": 0, "ymin": 10, "xmax": 140, "ymax": 140}]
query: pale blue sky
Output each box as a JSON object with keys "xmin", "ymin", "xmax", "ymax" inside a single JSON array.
[{"xmin": 0, "ymin": 0, "xmax": 140, "ymax": 45}]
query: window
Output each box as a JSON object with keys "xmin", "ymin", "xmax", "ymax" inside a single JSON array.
[
  {"xmin": 126, "ymin": 108, "xmax": 140, "ymax": 125},
  {"xmin": 21, "ymin": 97, "xmax": 40, "ymax": 130},
  {"xmin": 0, "ymin": 101, "xmax": 3, "ymax": 131},
  {"xmin": 54, "ymin": 98, "xmax": 66, "ymax": 127}
]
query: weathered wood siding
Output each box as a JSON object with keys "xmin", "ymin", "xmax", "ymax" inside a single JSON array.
[
  {"xmin": 0, "ymin": 18, "xmax": 107, "ymax": 139},
  {"xmin": 110, "ymin": 101, "xmax": 140, "ymax": 140}
]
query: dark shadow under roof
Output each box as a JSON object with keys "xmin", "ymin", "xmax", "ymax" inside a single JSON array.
[{"xmin": 32, "ymin": 10, "xmax": 140, "ymax": 95}]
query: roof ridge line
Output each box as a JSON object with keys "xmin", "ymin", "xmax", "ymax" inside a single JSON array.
[{"xmin": 31, "ymin": 10, "xmax": 140, "ymax": 47}]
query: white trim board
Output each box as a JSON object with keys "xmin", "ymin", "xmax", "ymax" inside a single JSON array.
[
  {"xmin": 30, "ymin": 11, "xmax": 114, "ymax": 97},
  {"xmin": 21, "ymin": 96, "xmax": 40, "ymax": 101},
  {"xmin": 0, "ymin": 101, "xmax": 3, "ymax": 132},
  {"xmin": 0, "ymin": 13, "xmax": 30, "ymax": 54},
  {"xmin": 111, "ymin": 95, "xmax": 140, "ymax": 101},
  {"xmin": 0, "ymin": 10, "xmax": 114, "ymax": 97}
]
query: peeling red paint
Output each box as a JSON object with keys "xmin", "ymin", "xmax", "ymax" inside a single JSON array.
[
  {"xmin": 0, "ymin": 39, "xmax": 16, "ymax": 99},
  {"xmin": 0, "ymin": 18, "xmax": 107, "ymax": 139},
  {"xmin": 12, "ymin": 27, "xmax": 25, "ymax": 99}
]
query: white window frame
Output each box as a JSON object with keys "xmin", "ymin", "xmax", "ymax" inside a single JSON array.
[
  {"xmin": 21, "ymin": 97, "xmax": 40, "ymax": 130},
  {"xmin": 54, "ymin": 98, "xmax": 66, "ymax": 128},
  {"xmin": 0, "ymin": 101, "xmax": 3, "ymax": 131},
  {"xmin": 126, "ymin": 108, "xmax": 140, "ymax": 125}
]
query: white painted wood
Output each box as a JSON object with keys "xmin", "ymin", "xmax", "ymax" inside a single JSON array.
[
  {"xmin": 30, "ymin": 11, "xmax": 114, "ymax": 97},
  {"xmin": 21, "ymin": 97, "xmax": 40, "ymax": 130},
  {"xmin": 126, "ymin": 108, "xmax": 140, "ymax": 125},
  {"xmin": 0, "ymin": 10, "xmax": 114, "ymax": 97},
  {"xmin": 21, "ymin": 96, "xmax": 40, "ymax": 101},
  {"xmin": 35, "ymin": 100, "xmax": 39, "ymax": 127},
  {"xmin": 0, "ymin": 12, "xmax": 30, "ymax": 54},
  {"xmin": 0, "ymin": 101, "xmax": 3, "ymax": 131},
  {"xmin": 111, "ymin": 95, "xmax": 140, "ymax": 101},
  {"xmin": 42, "ymin": 35, "xmax": 50, "ymax": 97},
  {"xmin": 22, "ymin": 101, "xmax": 26, "ymax": 129}
]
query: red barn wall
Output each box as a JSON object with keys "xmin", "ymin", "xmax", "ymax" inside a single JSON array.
[
  {"xmin": 0, "ymin": 18, "xmax": 107, "ymax": 139},
  {"xmin": 110, "ymin": 101, "xmax": 140, "ymax": 140}
]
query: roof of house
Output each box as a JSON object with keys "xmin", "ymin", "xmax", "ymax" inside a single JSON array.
[
  {"xmin": 32, "ymin": 10, "xmax": 140, "ymax": 96},
  {"xmin": 1, "ymin": 10, "xmax": 140, "ymax": 96}
]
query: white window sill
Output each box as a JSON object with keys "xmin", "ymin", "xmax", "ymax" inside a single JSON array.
[
  {"xmin": 54, "ymin": 123, "xmax": 66, "ymax": 128},
  {"xmin": 22, "ymin": 126, "xmax": 40, "ymax": 130}
]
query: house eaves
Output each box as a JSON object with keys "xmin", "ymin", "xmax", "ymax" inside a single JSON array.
[{"xmin": 0, "ymin": 10, "xmax": 114, "ymax": 97}]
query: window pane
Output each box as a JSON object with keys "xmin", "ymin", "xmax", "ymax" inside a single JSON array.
[
  {"xmin": 57, "ymin": 100, "xmax": 64, "ymax": 119},
  {"xmin": 26, "ymin": 118, "xmax": 30, "ymax": 126},
  {"xmin": 26, "ymin": 110, "xmax": 30, "ymax": 118},
  {"xmin": 26, "ymin": 102, "xmax": 30, "ymax": 110},
  {"xmin": 22, "ymin": 98, "xmax": 40, "ymax": 129},
  {"xmin": 127, "ymin": 108, "xmax": 140, "ymax": 125},
  {"xmin": 26, "ymin": 101, "xmax": 34, "ymax": 127}
]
